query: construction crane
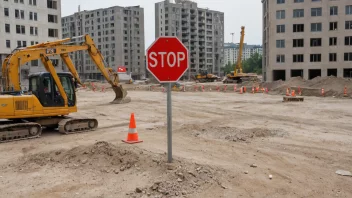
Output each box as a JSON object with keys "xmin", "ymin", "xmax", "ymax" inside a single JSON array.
[
  {"xmin": 0, "ymin": 34, "xmax": 130, "ymax": 143},
  {"xmin": 230, "ymin": 32, "xmax": 235, "ymax": 43},
  {"xmin": 223, "ymin": 26, "xmax": 258, "ymax": 84}
]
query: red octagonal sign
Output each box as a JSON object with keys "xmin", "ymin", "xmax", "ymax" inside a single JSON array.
[{"xmin": 146, "ymin": 37, "xmax": 189, "ymax": 83}]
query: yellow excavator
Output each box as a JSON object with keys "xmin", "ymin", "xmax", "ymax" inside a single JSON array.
[
  {"xmin": 0, "ymin": 35, "xmax": 130, "ymax": 143},
  {"xmin": 223, "ymin": 26, "xmax": 258, "ymax": 84},
  {"xmin": 194, "ymin": 69, "xmax": 219, "ymax": 83}
]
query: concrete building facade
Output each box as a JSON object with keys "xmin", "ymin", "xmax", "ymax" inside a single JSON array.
[
  {"xmin": 155, "ymin": 0, "xmax": 224, "ymax": 77},
  {"xmin": 0, "ymin": 0, "xmax": 62, "ymax": 89},
  {"xmin": 62, "ymin": 6, "xmax": 145, "ymax": 80},
  {"xmin": 262, "ymin": 0, "xmax": 352, "ymax": 82},
  {"xmin": 224, "ymin": 42, "xmax": 263, "ymax": 65}
]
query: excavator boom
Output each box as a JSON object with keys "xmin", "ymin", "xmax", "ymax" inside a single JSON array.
[
  {"xmin": 235, "ymin": 26, "xmax": 245, "ymax": 75},
  {"xmin": 1, "ymin": 34, "xmax": 129, "ymax": 104}
]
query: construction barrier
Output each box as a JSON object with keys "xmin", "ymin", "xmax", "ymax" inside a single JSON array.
[
  {"xmin": 298, "ymin": 86, "xmax": 302, "ymax": 96},
  {"xmin": 234, "ymin": 85, "xmax": 237, "ymax": 92},
  {"xmin": 344, "ymin": 86, "xmax": 348, "ymax": 97},
  {"xmin": 223, "ymin": 85, "xmax": 227, "ymax": 92}
]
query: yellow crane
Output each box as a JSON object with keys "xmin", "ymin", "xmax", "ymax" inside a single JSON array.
[
  {"xmin": 0, "ymin": 35, "xmax": 130, "ymax": 143},
  {"xmin": 223, "ymin": 26, "xmax": 258, "ymax": 84}
]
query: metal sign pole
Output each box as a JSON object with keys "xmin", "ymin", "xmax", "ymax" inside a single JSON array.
[{"xmin": 167, "ymin": 82, "xmax": 172, "ymax": 163}]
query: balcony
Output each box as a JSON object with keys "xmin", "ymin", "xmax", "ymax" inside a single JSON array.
[
  {"xmin": 199, "ymin": 20, "xmax": 205, "ymax": 24},
  {"xmin": 182, "ymin": 10, "xmax": 189, "ymax": 16},
  {"xmin": 206, "ymin": 13, "xmax": 212, "ymax": 18},
  {"xmin": 182, "ymin": 37, "xmax": 189, "ymax": 42},
  {"xmin": 198, "ymin": 12, "xmax": 205, "ymax": 19}
]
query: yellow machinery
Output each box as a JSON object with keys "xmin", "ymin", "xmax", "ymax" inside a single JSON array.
[
  {"xmin": 195, "ymin": 69, "xmax": 219, "ymax": 83},
  {"xmin": 0, "ymin": 35, "xmax": 130, "ymax": 143},
  {"xmin": 223, "ymin": 26, "xmax": 258, "ymax": 84}
]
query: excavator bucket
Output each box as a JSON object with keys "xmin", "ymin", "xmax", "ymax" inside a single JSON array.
[{"xmin": 111, "ymin": 85, "xmax": 131, "ymax": 104}]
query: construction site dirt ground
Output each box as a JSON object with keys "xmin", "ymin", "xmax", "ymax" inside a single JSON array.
[{"xmin": 1, "ymin": 89, "xmax": 352, "ymax": 198}]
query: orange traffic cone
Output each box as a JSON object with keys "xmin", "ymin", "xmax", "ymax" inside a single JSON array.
[
  {"xmin": 321, "ymin": 88, "xmax": 325, "ymax": 97},
  {"xmin": 122, "ymin": 113, "xmax": 143, "ymax": 144},
  {"xmin": 240, "ymin": 86, "xmax": 243, "ymax": 94},
  {"xmin": 344, "ymin": 86, "xmax": 347, "ymax": 97},
  {"xmin": 291, "ymin": 90, "xmax": 296, "ymax": 97},
  {"xmin": 252, "ymin": 86, "xmax": 255, "ymax": 94}
]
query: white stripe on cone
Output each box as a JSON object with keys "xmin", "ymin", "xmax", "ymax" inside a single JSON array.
[{"xmin": 129, "ymin": 128, "xmax": 137, "ymax": 133}]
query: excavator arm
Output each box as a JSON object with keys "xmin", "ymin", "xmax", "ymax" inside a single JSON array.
[
  {"xmin": 1, "ymin": 34, "xmax": 129, "ymax": 104},
  {"xmin": 234, "ymin": 26, "xmax": 245, "ymax": 76}
]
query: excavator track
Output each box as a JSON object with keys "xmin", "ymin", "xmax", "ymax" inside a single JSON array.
[
  {"xmin": 0, "ymin": 122, "xmax": 42, "ymax": 143},
  {"xmin": 58, "ymin": 118, "xmax": 98, "ymax": 134}
]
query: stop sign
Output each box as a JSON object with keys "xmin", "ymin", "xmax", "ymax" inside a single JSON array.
[{"xmin": 146, "ymin": 37, "xmax": 189, "ymax": 83}]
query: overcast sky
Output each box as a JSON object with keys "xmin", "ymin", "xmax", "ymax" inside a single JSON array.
[{"xmin": 61, "ymin": 0, "xmax": 262, "ymax": 48}]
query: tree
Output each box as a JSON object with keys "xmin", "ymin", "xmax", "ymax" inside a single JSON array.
[
  {"xmin": 222, "ymin": 61, "xmax": 235, "ymax": 75},
  {"xmin": 242, "ymin": 53, "xmax": 262, "ymax": 74}
]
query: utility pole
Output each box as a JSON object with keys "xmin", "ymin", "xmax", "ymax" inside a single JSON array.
[{"xmin": 230, "ymin": 33, "xmax": 235, "ymax": 43}]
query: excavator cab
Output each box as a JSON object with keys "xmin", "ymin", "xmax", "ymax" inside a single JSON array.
[{"xmin": 29, "ymin": 72, "xmax": 76, "ymax": 107}]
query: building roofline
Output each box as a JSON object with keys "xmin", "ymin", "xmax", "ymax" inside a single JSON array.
[{"xmin": 62, "ymin": 5, "xmax": 142, "ymax": 18}]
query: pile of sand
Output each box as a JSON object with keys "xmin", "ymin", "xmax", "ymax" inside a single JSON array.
[{"xmin": 7, "ymin": 141, "xmax": 226, "ymax": 198}]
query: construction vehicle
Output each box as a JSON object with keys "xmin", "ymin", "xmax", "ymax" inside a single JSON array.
[
  {"xmin": 223, "ymin": 26, "xmax": 258, "ymax": 84},
  {"xmin": 0, "ymin": 35, "xmax": 130, "ymax": 143},
  {"xmin": 195, "ymin": 69, "xmax": 219, "ymax": 83}
]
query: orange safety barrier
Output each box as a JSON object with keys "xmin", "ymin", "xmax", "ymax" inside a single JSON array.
[{"xmin": 298, "ymin": 86, "xmax": 302, "ymax": 96}]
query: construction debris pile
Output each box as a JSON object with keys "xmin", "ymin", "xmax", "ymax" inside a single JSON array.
[
  {"xmin": 263, "ymin": 76, "xmax": 352, "ymax": 97},
  {"xmin": 80, "ymin": 76, "xmax": 352, "ymax": 98}
]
